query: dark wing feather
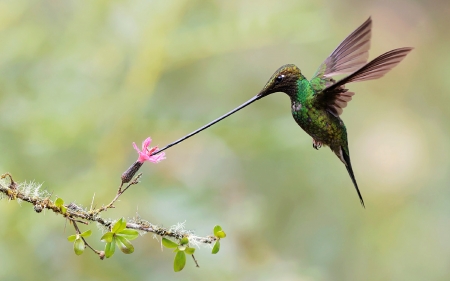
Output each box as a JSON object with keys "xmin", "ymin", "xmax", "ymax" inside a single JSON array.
[
  {"xmin": 311, "ymin": 17, "xmax": 372, "ymax": 91},
  {"xmin": 315, "ymin": 47, "xmax": 413, "ymax": 116}
]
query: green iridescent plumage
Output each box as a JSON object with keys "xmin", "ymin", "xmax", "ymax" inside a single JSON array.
[{"xmin": 153, "ymin": 17, "xmax": 413, "ymax": 207}]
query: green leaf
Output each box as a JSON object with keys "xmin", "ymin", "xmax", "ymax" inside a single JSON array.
[
  {"xmin": 185, "ymin": 247, "xmax": 195, "ymax": 255},
  {"xmin": 173, "ymin": 251, "xmax": 186, "ymax": 272},
  {"xmin": 74, "ymin": 238, "xmax": 85, "ymax": 256},
  {"xmin": 117, "ymin": 229, "xmax": 139, "ymax": 241},
  {"xmin": 55, "ymin": 198, "xmax": 64, "ymax": 207},
  {"xmin": 162, "ymin": 237, "xmax": 178, "ymax": 249},
  {"xmin": 180, "ymin": 237, "xmax": 189, "ymax": 245},
  {"xmin": 80, "ymin": 230, "xmax": 92, "ymax": 238},
  {"xmin": 115, "ymin": 235, "xmax": 134, "ymax": 254},
  {"xmin": 213, "ymin": 225, "xmax": 222, "ymax": 237},
  {"xmin": 105, "ymin": 239, "xmax": 116, "ymax": 258},
  {"xmin": 101, "ymin": 232, "xmax": 114, "ymax": 243},
  {"xmin": 112, "ymin": 218, "xmax": 127, "ymax": 233},
  {"xmin": 67, "ymin": 234, "xmax": 78, "ymax": 242},
  {"xmin": 60, "ymin": 206, "xmax": 67, "ymax": 214},
  {"xmin": 212, "ymin": 240, "xmax": 220, "ymax": 254},
  {"xmin": 216, "ymin": 230, "xmax": 226, "ymax": 239}
]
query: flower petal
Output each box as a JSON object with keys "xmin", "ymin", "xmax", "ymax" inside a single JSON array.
[
  {"xmin": 132, "ymin": 142, "xmax": 140, "ymax": 153},
  {"xmin": 149, "ymin": 152, "xmax": 165, "ymax": 163},
  {"xmin": 132, "ymin": 137, "xmax": 165, "ymax": 164},
  {"xmin": 142, "ymin": 137, "xmax": 152, "ymax": 150}
]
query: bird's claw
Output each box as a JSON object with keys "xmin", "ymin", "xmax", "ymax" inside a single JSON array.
[{"xmin": 312, "ymin": 139, "xmax": 322, "ymax": 150}]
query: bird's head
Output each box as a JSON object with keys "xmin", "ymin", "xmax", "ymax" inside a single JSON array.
[{"xmin": 257, "ymin": 64, "xmax": 302, "ymax": 98}]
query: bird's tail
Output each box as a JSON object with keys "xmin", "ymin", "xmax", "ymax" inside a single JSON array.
[{"xmin": 340, "ymin": 146, "xmax": 365, "ymax": 208}]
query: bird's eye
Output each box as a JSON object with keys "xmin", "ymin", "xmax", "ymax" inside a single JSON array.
[{"xmin": 275, "ymin": 75, "xmax": 285, "ymax": 84}]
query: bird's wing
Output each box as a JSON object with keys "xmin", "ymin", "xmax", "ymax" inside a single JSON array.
[
  {"xmin": 310, "ymin": 17, "xmax": 372, "ymax": 92},
  {"xmin": 313, "ymin": 47, "xmax": 413, "ymax": 116}
]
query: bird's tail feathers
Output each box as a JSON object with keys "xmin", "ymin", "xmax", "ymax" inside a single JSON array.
[{"xmin": 339, "ymin": 146, "xmax": 365, "ymax": 208}]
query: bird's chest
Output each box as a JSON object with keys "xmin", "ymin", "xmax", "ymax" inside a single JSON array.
[
  {"xmin": 291, "ymin": 101, "xmax": 314, "ymax": 131},
  {"xmin": 291, "ymin": 101, "xmax": 342, "ymax": 143}
]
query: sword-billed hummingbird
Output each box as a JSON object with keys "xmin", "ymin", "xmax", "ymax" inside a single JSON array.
[{"xmin": 152, "ymin": 17, "xmax": 413, "ymax": 207}]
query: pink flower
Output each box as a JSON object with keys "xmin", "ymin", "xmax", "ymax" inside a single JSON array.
[{"xmin": 133, "ymin": 137, "xmax": 165, "ymax": 163}]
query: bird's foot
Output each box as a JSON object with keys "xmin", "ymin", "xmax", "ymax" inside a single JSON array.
[{"xmin": 312, "ymin": 139, "xmax": 322, "ymax": 150}]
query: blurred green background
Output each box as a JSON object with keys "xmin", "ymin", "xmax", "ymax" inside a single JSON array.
[{"xmin": 0, "ymin": 0, "xmax": 448, "ymax": 280}]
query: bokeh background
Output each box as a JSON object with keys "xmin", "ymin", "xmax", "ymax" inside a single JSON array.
[{"xmin": 0, "ymin": 0, "xmax": 448, "ymax": 280}]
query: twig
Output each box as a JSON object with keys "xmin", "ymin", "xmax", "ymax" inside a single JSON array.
[
  {"xmin": 92, "ymin": 174, "xmax": 142, "ymax": 215},
  {"xmin": 71, "ymin": 219, "xmax": 102, "ymax": 257},
  {"xmin": 191, "ymin": 254, "xmax": 200, "ymax": 268}
]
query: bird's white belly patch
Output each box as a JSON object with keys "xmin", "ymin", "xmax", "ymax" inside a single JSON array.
[{"xmin": 292, "ymin": 102, "xmax": 302, "ymax": 111}]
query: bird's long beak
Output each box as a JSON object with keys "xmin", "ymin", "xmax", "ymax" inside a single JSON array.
[{"xmin": 151, "ymin": 95, "xmax": 262, "ymax": 156}]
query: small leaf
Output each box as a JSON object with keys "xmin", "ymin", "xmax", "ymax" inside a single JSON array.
[
  {"xmin": 101, "ymin": 232, "xmax": 114, "ymax": 243},
  {"xmin": 213, "ymin": 225, "xmax": 222, "ymax": 236},
  {"xmin": 180, "ymin": 237, "xmax": 189, "ymax": 245},
  {"xmin": 74, "ymin": 238, "xmax": 85, "ymax": 256},
  {"xmin": 67, "ymin": 234, "xmax": 78, "ymax": 242},
  {"xmin": 55, "ymin": 198, "xmax": 64, "ymax": 207},
  {"xmin": 212, "ymin": 240, "xmax": 220, "ymax": 254},
  {"xmin": 80, "ymin": 230, "xmax": 92, "ymax": 238},
  {"xmin": 185, "ymin": 247, "xmax": 195, "ymax": 255},
  {"xmin": 216, "ymin": 230, "xmax": 226, "ymax": 239},
  {"xmin": 162, "ymin": 237, "xmax": 178, "ymax": 249},
  {"xmin": 116, "ymin": 235, "xmax": 134, "ymax": 254},
  {"xmin": 105, "ymin": 239, "xmax": 116, "ymax": 258},
  {"xmin": 112, "ymin": 218, "xmax": 127, "ymax": 233},
  {"xmin": 60, "ymin": 206, "xmax": 67, "ymax": 214},
  {"xmin": 173, "ymin": 251, "xmax": 186, "ymax": 272},
  {"xmin": 117, "ymin": 229, "xmax": 139, "ymax": 241}
]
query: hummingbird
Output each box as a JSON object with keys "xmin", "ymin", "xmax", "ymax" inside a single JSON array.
[{"xmin": 152, "ymin": 17, "xmax": 413, "ymax": 207}]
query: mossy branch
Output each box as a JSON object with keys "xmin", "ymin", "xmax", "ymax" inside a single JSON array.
[
  {"xmin": 0, "ymin": 137, "xmax": 227, "ymax": 271},
  {"xmin": 0, "ymin": 172, "xmax": 221, "ymax": 267}
]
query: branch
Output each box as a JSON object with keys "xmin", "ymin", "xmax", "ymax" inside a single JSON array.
[
  {"xmin": 0, "ymin": 173, "xmax": 217, "ymax": 245},
  {"xmin": 0, "ymin": 137, "xmax": 227, "ymax": 271}
]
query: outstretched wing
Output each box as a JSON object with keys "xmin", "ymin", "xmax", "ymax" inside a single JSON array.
[
  {"xmin": 310, "ymin": 17, "xmax": 372, "ymax": 91},
  {"xmin": 314, "ymin": 47, "xmax": 413, "ymax": 116}
]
